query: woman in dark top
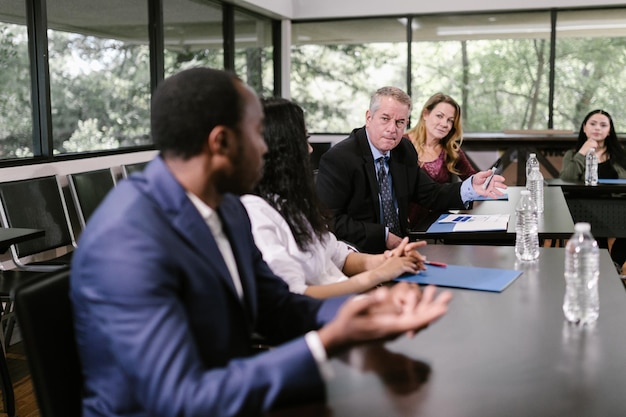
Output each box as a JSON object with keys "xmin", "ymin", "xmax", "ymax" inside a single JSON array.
[
  {"xmin": 560, "ymin": 109, "xmax": 626, "ymax": 274},
  {"xmin": 405, "ymin": 93, "xmax": 477, "ymax": 226}
]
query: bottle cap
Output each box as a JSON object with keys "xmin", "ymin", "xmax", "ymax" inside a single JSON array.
[
  {"xmin": 529, "ymin": 153, "xmax": 536, "ymax": 157},
  {"xmin": 574, "ymin": 222, "xmax": 591, "ymax": 232}
]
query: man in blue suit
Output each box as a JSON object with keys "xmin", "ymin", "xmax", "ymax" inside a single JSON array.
[{"xmin": 70, "ymin": 67, "xmax": 453, "ymax": 417}]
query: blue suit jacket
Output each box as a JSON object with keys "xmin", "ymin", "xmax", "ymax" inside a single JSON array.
[{"xmin": 70, "ymin": 157, "xmax": 344, "ymax": 417}]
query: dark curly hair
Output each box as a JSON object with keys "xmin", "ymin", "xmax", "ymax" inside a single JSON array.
[
  {"xmin": 576, "ymin": 109, "xmax": 626, "ymax": 168},
  {"xmin": 252, "ymin": 98, "xmax": 329, "ymax": 251}
]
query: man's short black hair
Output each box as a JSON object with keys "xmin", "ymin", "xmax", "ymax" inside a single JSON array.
[{"xmin": 151, "ymin": 67, "xmax": 244, "ymax": 159}]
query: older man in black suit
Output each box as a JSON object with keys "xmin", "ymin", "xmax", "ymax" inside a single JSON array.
[{"xmin": 316, "ymin": 87, "xmax": 505, "ymax": 254}]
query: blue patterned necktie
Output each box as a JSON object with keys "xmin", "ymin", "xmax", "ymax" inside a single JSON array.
[{"xmin": 377, "ymin": 157, "xmax": 401, "ymax": 236}]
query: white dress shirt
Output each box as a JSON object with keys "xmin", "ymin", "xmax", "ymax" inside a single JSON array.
[{"xmin": 240, "ymin": 194, "xmax": 351, "ymax": 294}]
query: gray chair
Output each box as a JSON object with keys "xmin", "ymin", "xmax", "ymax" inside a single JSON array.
[
  {"xmin": 12, "ymin": 267, "xmax": 82, "ymax": 417},
  {"xmin": 68, "ymin": 168, "xmax": 116, "ymax": 228},
  {"xmin": 121, "ymin": 161, "xmax": 149, "ymax": 178},
  {"xmin": 0, "ymin": 176, "xmax": 76, "ymax": 271}
]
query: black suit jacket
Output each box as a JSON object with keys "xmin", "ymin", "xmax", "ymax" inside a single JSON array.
[{"xmin": 316, "ymin": 127, "xmax": 465, "ymax": 253}]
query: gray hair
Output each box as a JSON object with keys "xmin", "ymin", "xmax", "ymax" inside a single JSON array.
[{"xmin": 369, "ymin": 86, "xmax": 412, "ymax": 114}]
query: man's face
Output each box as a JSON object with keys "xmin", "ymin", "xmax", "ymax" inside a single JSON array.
[
  {"xmin": 222, "ymin": 83, "xmax": 267, "ymax": 195},
  {"xmin": 365, "ymin": 96, "xmax": 410, "ymax": 153}
]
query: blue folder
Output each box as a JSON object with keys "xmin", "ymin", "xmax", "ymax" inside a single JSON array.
[
  {"xmin": 598, "ymin": 179, "xmax": 626, "ymax": 184},
  {"xmin": 473, "ymin": 193, "xmax": 509, "ymax": 201},
  {"xmin": 395, "ymin": 264, "xmax": 522, "ymax": 292}
]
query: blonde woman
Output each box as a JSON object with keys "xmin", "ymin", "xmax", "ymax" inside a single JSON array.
[{"xmin": 405, "ymin": 93, "xmax": 476, "ymax": 225}]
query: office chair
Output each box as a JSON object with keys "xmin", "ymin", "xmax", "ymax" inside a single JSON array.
[
  {"xmin": 0, "ymin": 176, "xmax": 76, "ymax": 271},
  {"xmin": 121, "ymin": 161, "xmax": 149, "ymax": 178},
  {"xmin": 67, "ymin": 168, "xmax": 116, "ymax": 229},
  {"xmin": 13, "ymin": 267, "xmax": 83, "ymax": 417}
]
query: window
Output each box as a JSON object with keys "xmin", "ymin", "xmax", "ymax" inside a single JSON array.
[
  {"xmin": 0, "ymin": 3, "xmax": 32, "ymax": 159},
  {"xmin": 164, "ymin": 0, "xmax": 224, "ymax": 75},
  {"xmin": 47, "ymin": 0, "xmax": 152, "ymax": 154},
  {"xmin": 291, "ymin": 18, "xmax": 407, "ymax": 133},
  {"xmin": 411, "ymin": 12, "xmax": 551, "ymax": 132},
  {"xmin": 234, "ymin": 10, "xmax": 274, "ymax": 97},
  {"xmin": 554, "ymin": 9, "xmax": 626, "ymax": 132}
]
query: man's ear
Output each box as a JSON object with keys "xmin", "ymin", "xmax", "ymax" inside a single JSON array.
[{"xmin": 208, "ymin": 126, "xmax": 233, "ymax": 156}]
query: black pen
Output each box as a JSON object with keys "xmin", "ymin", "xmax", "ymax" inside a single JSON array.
[{"xmin": 482, "ymin": 158, "xmax": 502, "ymax": 190}]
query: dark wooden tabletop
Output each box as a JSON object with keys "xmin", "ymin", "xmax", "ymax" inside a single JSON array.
[
  {"xmin": 0, "ymin": 228, "xmax": 45, "ymax": 254},
  {"xmin": 268, "ymin": 245, "xmax": 625, "ymax": 417}
]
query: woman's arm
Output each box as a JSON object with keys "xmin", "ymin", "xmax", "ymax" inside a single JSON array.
[
  {"xmin": 305, "ymin": 239, "xmax": 426, "ymax": 299},
  {"xmin": 560, "ymin": 149, "xmax": 585, "ymax": 181},
  {"xmin": 304, "ymin": 254, "xmax": 422, "ymax": 298},
  {"xmin": 456, "ymin": 149, "xmax": 478, "ymax": 180}
]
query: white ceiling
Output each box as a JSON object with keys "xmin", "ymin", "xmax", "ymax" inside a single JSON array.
[{"xmin": 243, "ymin": 0, "xmax": 626, "ymax": 20}]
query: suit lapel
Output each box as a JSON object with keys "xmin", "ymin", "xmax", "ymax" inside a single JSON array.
[
  {"xmin": 390, "ymin": 142, "xmax": 410, "ymax": 231},
  {"xmin": 355, "ymin": 129, "xmax": 383, "ymax": 223},
  {"xmin": 218, "ymin": 200, "xmax": 258, "ymax": 322},
  {"xmin": 141, "ymin": 158, "xmax": 245, "ymax": 304}
]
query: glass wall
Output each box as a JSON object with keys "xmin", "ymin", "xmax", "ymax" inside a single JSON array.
[
  {"xmin": 234, "ymin": 10, "xmax": 274, "ymax": 97},
  {"xmin": 47, "ymin": 0, "xmax": 152, "ymax": 155},
  {"xmin": 164, "ymin": 0, "xmax": 224, "ymax": 75},
  {"xmin": 291, "ymin": 10, "xmax": 626, "ymax": 134},
  {"xmin": 291, "ymin": 18, "xmax": 407, "ymax": 133},
  {"xmin": 4, "ymin": 3, "xmax": 626, "ymax": 162},
  {"xmin": 0, "ymin": 2, "xmax": 32, "ymax": 159},
  {"xmin": 554, "ymin": 9, "xmax": 626, "ymax": 132},
  {"xmin": 0, "ymin": 0, "xmax": 272, "ymax": 163},
  {"xmin": 411, "ymin": 12, "xmax": 551, "ymax": 132}
]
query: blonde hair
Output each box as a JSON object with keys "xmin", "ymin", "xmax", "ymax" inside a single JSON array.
[{"xmin": 407, "ymin": 92, "xmax": 464, "ymax": 175}]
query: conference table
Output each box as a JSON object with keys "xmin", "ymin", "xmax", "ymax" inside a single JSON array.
[
  {"xmin": 0, "ymin": 228, "xmax": 45, "ymax": 254},
  {"xmin": 410, "ymin": 186, "xmax": 575, "ymax": 243},
  {"xmin": 546, "ymin": 178, "xmax": 626, "ymax": 238},
  {"xmin": 268, "ymin": 244, "xmax": 626, "ymax": 417}
]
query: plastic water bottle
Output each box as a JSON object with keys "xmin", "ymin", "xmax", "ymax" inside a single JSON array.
[
  {"xmin": 585, "ymin": 148, "xmax": 598, "ymax": 186},
  {"xmin": 526, "ymin": 165, "xmax": 544, "ymax": 213},
  {"xmin": 526, "ymin": 153, "xmax": 539, "ymax": 179},
  {"xmin": 563, "ymin": 222, "xmax": 599, "ymax": 324},
  {"xmin": 515, "ymin": 190, "xmax": 539, "ymax": 261}
]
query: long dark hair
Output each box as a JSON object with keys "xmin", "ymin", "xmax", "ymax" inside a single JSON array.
[
  {"xmin": 253, "ymin": 98, "xmax": 329, "ymax": 251},
  {"xmin": 577, "ymin": 109, "xmax": 626, "ymax": 167}
]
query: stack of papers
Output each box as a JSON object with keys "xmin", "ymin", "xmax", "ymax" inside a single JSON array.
[{"xmin": 427, "ymin": 214, "xmax": 510, "ymax": 233}]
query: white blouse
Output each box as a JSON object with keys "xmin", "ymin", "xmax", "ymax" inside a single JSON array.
[{"xmin": 240, "ymin": 194, "xmax": 350, "ymax": 294}]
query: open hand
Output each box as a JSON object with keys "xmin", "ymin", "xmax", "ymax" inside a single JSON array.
[{"xmin": 318, "ymin": 283, "xmax": 452, "ymax": 356}]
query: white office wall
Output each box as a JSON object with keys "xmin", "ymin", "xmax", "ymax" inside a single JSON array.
[{"xmin": 0, "ymin": 151, "xmax": 157, "ymax": 184}]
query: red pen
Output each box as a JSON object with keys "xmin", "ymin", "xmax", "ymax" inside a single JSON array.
[{"xmin": 424, "ymin": 260, "xmax": 447, "ymax": 268}]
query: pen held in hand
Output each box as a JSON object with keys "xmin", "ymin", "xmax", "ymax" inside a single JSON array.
[
  {"xmin": 482, "ymin": 167, "xmax": 496, "ymax": 190},
  {"xmin": 424, "ymin": 261, "xmax": 447, "ymax": 268}
]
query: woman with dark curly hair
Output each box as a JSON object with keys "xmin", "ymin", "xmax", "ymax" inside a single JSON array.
[
  {"xmin": 241, "ymin": 98, "xmax": 426, "ymax": 298},
  {"xmin": 405, "ymin": 93, "xmax": 477, "ymax": 225},
  {"xmin": 560, "ymin": 109, "xmax": 626, "ymax": 274}
]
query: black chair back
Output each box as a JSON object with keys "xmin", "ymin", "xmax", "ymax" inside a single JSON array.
[
  {"xmin": 121, "ymin": 161, "xmax": 149, "ymax": 178},
  {"xmin": 68, "ymin": 169, "xmax": 116, "ymax": 228},
  {"xmin": 0, "ymin": 176, "xmax": 75, "ymax": 268},
  {"xmin": 13, "ymin": 267, "xmax": 82, "ymax": 417}
]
